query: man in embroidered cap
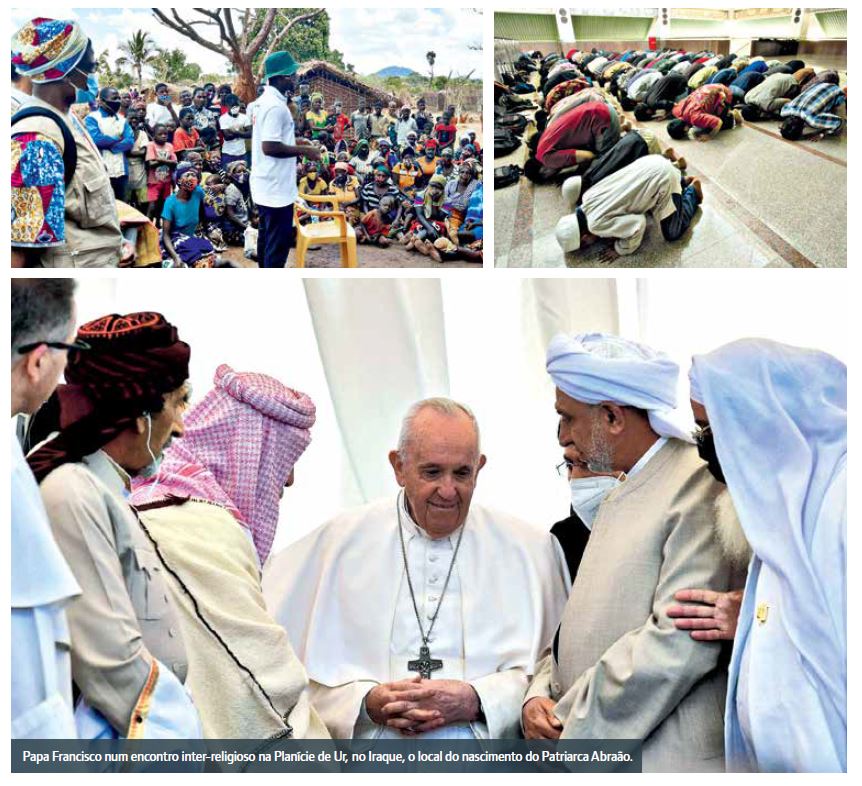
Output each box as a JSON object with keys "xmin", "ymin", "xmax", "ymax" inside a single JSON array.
[
  {"xmin": 264, "ymin": 398, "xmax": 568, "ymax": 740},
  {"xmin": 29, "ymin": 312, "xmax": 201, "ymax": 738},
  {"xmin": 522, "ymin": 332, "xmax": 736, "ymax": 772},
  {"xmin": 11, "ymin": 18, "xmax": 122, "ymax": 268},
  {"xmin": 687, "ymin": 340, "xmax": 846, "ymax": 773},
  {"xmin": 129, "ymin": 365, "xmax": 330, "ymax": 739}
]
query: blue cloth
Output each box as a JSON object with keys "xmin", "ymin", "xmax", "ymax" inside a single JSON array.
[
  {"xmin": 781, "ymin": 83, "xmax": 846, "ymax": 133},
  {"xmin": 690, "ymin": 340, "xmax": 846, "ymax": 772},
  {"xmin": 161, "ymin": 186, "xmax": 205, "ymax": 237},
  {"xmin": 731, "ymin": 71, "xmax": 765, "ymax": 92},
  {"xmin": 11, "ymin": 433, "xmax": 79, "ymax": 739},
  {"xmin": 740, "ymin": 60, "xmax": 769, "ymax": 75},
  {"xmin": 708, "ymin": 67, "xmax": 737, "ymax": 86},
  {"xmin": 546, "ymin": 332, "xmax": 693, "ymax": 441},
  {"xmin": 464, "ymin": 182, "xmax": 483, "ymax": 240}
]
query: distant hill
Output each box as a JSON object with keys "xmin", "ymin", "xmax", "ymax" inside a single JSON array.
[{"xmin": 375, "ymin": 66, "xmax": 417, "ymax": 78}]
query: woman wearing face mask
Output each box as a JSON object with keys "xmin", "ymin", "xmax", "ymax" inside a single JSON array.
[
  {"xmin": 223, "ymin": 161, "xmax": 251, "ymax": 241},
  {"xmin": 218, "ymin": 94, "xmax": 251, "ymax": 168},
  {"xmin": 11, "ymin": 18, "xmax": 123, "ymax": 268},
  {"xmin": 160, "ymin": 162, "xmax": 217, "ymax": 268}
]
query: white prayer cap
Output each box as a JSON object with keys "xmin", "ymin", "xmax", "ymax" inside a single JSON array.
[
  {"xmin": 555, "ymin": 214, "xmax": 582, "ymax": 252},
  {"xmin": 547, "ymin": 332, "xmax": 693, "ymax": 441},
  {"xmin": 561, "ymin": 175, "xmax": 582, "ymax": 210}
]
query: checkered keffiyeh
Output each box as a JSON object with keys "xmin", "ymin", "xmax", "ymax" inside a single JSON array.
[{"xmin": 131, "ymin": 364, "xmax": 316, "ymax": 564}]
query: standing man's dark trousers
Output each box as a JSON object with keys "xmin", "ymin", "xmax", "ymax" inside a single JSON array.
[
  {"xmin": 581, "ymin": 132, "xmax": 649, "ymax": 193},
  {"xmin": 110, "ymin": 176, "xmax": 128, "ymax": 201},
  {"xmin": 660, "ymin": 184, "xmax": 699, "ymax": 242},
  {"xmin": 257, "ymin": 203, "xmax": 295, "ymax": 268}
]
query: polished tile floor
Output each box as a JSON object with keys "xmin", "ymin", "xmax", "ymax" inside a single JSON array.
[{"xmin": 495, "ymin": 59, "xmax": 847, "ymax": 269}]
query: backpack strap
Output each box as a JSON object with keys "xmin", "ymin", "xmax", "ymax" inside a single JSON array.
[{"xmin": 12, "ymin": 106, "xmax": 78, "ymax": 186}]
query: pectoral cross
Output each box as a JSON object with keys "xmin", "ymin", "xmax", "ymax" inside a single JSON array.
[{"xmin": 408, "ymin": 645, "xmax": 443, "ymax": 679}]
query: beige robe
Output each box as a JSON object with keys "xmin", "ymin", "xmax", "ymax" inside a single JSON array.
[
  {"xmin": 525, "ymin": 439, "xmax": 734, "ymax": 772},
  {"xmin": 137, "ymin": 500, "xmax": 330, "ymax": 739},
  {"xmin": 40, "ymin": 451, "xmax": 188, "ymax": 734}
]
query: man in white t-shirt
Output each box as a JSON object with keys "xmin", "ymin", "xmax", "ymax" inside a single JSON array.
[
  {"xmin": 250, "ymin": 50, "xmax": 320, "ymax": 268},
  {"xmin": 218, "ymin": 93, "xmax": 251, "ymax": 167},
  {"xmin": 145, "ymin": 82, "xmax": 177, "ymax": 135}
]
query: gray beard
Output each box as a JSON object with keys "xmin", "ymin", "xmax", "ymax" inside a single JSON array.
[{"xmin": 586, "ymin": 412, "xmax": 615, "ymax": 474}]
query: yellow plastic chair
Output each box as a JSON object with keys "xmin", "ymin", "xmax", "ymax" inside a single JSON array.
[{"xmin": 293, "ymin": 194, "xmax": 358, "ymax": 268}]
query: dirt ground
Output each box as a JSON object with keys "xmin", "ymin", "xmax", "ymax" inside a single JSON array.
[
  {"xmin": 221, "ymin": 116, "xmax": 484, "ymax": 269},
  {"xmin": 221, "ymin": 243, "xmax": 480, "ymax": 269}
]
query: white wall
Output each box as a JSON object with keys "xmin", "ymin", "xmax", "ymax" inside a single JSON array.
[{"xmin": 70, "ymin": 274, "xmax": 847, "ymax": 556}]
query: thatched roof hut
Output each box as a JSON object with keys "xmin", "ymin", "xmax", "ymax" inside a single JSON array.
[{"xmin": 296, "ymin": 60, "xmax": 396, "ymax": 113}]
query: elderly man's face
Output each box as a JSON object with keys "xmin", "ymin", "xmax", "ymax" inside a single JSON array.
[
  {"xmin": 389, "ymin": 409, "xmax": 486, "ymax": 539},
  {"xmin": 555, "ymin": 388, "xmax": 615, "ymax": 473},
  {"xmin": 131, "ymin": 383, "xmax": 190, "ymax": 475}
]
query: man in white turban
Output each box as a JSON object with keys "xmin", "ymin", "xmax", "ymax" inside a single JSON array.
[
  {"xmin": 522, "ymin": 333, "xmax": 736, "ymax": 772},
  {"xmin": 688, "ymin": 339, "xmax": 846, "ymax": 772},
  {"xmin": 554, "ymin": 155, "xmax": 702, "ymax": 258}
]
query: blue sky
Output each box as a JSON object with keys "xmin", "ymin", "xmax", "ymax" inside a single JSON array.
[{"xmin": 11, "ymin": 7, "xmax": 483, "ymax": 78}]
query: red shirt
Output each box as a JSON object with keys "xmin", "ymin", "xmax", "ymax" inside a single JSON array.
[
  {"xmin": 537, "ymin": 101, "xmax": 615, "ymax": 170},
  {"xmin": 672, "ymin": 84, "xmax": 732, "ymax": 132},
  {"xmin": 172, "ymin": 126, "xmax": 200, "ymax": 153}
]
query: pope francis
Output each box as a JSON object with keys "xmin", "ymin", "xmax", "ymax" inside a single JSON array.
[{"xmin": 263, "ymin": 398, "xmax": 568, "ymax": 740}]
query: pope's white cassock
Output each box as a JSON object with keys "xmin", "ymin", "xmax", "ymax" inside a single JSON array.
[
  {"xmin": 690, "ymin": 340, "xmax": 846, "ymax": 772},
  {"xmin": 263, "ymin": 495, "xmax": 569, "ymax": 739}
]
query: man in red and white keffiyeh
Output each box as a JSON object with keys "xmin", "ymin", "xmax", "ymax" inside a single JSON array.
[{"xmin": 131, "ymin": 363, "xmax": 315, "ymax": 564}]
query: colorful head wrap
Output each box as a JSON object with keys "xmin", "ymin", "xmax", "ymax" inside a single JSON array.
[
  {"xmin": 173, "ymin": 161, "xmax": 199, "ymax": 186},
  {"xmin": 27, "ymin": 313, "xmax": 191, "ymax": 482},
  {"xmin": 310, "ymin": 91, "xmax": 323, "ymax": 103},
  {"xmin": 131, "ymin": 364, "xmax": 316, "ymax": 565},
  {"xmin": 12, "ymin": 17, "xmax": 89, "ymax": 84}
]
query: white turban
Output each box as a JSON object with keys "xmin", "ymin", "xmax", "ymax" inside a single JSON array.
[{"xmin": 547, "ymin": 332, "xmax": 693, "ymax": 441}]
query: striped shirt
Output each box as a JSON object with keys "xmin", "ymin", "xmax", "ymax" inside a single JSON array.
[{"xmin": 781, "ymin": 83, "xmax": 846, "ymax": 132}]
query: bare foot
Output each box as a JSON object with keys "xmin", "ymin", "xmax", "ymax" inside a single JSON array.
[
  {"xmin": 415, "ymin": 239, "xmax": 431, "ymax": 257},
  {"xmin": 663, "ymin": 147, "xmax": 677, "ymax": 162},
  {"xmin": 676, "ymin": 156, "xmax": 687, "ymax": 171},
  {"xmin": 378, "ymin": 236, "xmax": 392, "ymax": 247},
  {"xmin": 689, "ymin": 177, "xmax": 704, "ymax": 204},
  {"xmin": 428, "ymin": 246, "xmax": 443, "ymax": 263}
]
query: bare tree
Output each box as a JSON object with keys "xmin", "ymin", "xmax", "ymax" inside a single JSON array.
[{"xmin": 151, "ymin": 8, "xmax": 324, "ymax": 102}]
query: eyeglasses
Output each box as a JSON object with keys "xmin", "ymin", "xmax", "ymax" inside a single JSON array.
[
  {"xmin": 17, "ymin": 339, "xmax": 91, "ymax": 355},
  {"xmin": 692, "ymin": 423, "xmax": 712, "ymax": 447},
  {"xmin": 555, "ymin": 459, "xmax": 574, "ymax": 478}
]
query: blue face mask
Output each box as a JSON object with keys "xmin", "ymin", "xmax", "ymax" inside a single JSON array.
[{"xmin": 73, "ymin": 69, "xmax": 99, "ymax": 105}]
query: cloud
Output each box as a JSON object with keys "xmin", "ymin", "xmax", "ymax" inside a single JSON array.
[{"xmin": 11, "ymin": 7, "xmax": 483, "ymax": 81}]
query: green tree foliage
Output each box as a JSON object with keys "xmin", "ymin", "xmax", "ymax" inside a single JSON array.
[
  {"xmin": 117, "ymin": 30, "xmax": 159, "ymax": 90},
  {"xmin": 152, "ymin": 48, "xmax": 202, "ymax": 84},
  {"xmin": 96, "ymin": 49, "xmax": 133, "ymax": 90},
  {"xmin": 248, "ymin": 9, "xmax": 339, "ymax": 71}
]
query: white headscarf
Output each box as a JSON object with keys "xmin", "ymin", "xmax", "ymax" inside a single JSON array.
[
  {"xmin": 689, "ymin": 338, "xmax": 846, "ymax": 739},
  {"xmin": 546, "ymin": 332, "xmax": 693, "ymax": 441}
]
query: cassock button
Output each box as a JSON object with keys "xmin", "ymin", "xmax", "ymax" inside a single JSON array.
[
  {"xmin": 428, "ymin": 595, "xmax": 438, "ymax": 602},
  {"xmin": 429, "ymin": 555, "xmax": 438, "ymax": 563},
  {"xmin": 429, "ymin": 575, "xmax": 439, "ymax": 584},
  {"xmin": 169, "ymin": 627, "xmax": 177, "ymax": 637},
  {"xmin": 173, "ymin": 662, "xmax": 182, "ymax": 674},
  {"xmin": 426, "ymin": 612, "xmax": 434, "ymax": 620},
  {"xmin": 552, "ymin": 682, "xmax": 561, "ymax": 693}
]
